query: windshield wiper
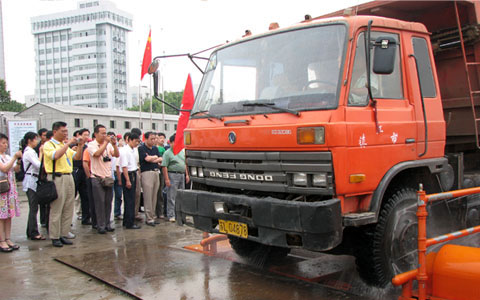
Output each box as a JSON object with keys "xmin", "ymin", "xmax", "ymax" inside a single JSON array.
[
  {"xmin": 242, "ymin": 102, "xmax": 300, "ymax": 117},
  {"xmin": 190, "ymin": 110, "xmax": 224, "ymax": 121}
]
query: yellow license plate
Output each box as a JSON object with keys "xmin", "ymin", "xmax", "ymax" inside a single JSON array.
[{"xmin": 219, "ymin": 219, "xmax": 248, "ymax": 238}]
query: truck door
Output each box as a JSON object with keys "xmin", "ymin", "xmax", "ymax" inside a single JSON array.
[
  {"xmin": 342, "ymin": 30, "xmax": 417, "ymax": 196},
  {"xmin": 409, "ymin": 36, "xmax": 445, "ymax": 159}
]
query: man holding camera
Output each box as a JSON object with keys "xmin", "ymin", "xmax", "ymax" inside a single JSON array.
[
  {"xmin": 43, "ymin": 122, "xmax": 85, "ymax": 247},
  {"xmin": 87, "ymin": 125, "xmax": 119, "ymax": 234}
]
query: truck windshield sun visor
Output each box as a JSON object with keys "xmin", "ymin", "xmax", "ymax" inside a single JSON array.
[{"xmin": 192, "ymin": 24, "xmax": 347, "ymax": 117}]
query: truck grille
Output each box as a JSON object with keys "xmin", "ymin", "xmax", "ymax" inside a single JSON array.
[{"xmin": 186, "ymin": 150, "xmax": 334, "ymax": 195}]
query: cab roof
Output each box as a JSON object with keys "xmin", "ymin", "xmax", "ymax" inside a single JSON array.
[{"xmin": 217, "ymin": 15, "xmax": 428, "ymax": 52}]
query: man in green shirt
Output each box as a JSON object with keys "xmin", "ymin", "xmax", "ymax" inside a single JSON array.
[
  {"xmin": 161, "ymin": 134, "xmax": 189, "ymax": 222},
  {"xmin": 156, "ymin": 132, "xmax": 166, "ymax": 156},
  {"xmin": 155, "ymin": 132, "xmax": 166, "ymax": 220}
]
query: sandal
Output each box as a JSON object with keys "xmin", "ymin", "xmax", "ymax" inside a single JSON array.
[
  {"xmin": 5, "ymin": 239, "xmax": 19, "ymax": 250},
  {"xmin": 31, "ymin": 235, "xmax": 46, "ymax": 241},
  {"xmin": 0, "ymin": 240, "xmax": 12, "ymax": 253}
]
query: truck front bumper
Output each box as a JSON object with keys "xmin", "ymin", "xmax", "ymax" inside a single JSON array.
[{"xmin": 176, "ymin": 190, "xmax": 343, "ymax": 251}]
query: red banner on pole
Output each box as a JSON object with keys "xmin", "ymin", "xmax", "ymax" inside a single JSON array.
[
  {"xmin": 140, "ymin": 30, "xmax": 152, "ymax": 80},
  {"xmin": 173, "ymin": 74, "xmax": 194, "ymax": 155}
]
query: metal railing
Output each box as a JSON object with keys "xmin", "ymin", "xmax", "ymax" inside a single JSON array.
[{"xmin": 392, "ymin": 184, "xmax": 480, "ymax": 300}]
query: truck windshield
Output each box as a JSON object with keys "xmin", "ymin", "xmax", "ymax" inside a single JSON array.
[{"xmin": 193, "ymin": 24, "xmax": 347, "ymax": 117}]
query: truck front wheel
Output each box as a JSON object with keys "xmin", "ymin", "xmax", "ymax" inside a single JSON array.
[
  {"xmin": 355, "ymin": 188, "xmax": 418, "ymax": 287},
  {"xmin": 228, "ymin": 236, "xmax": 291, "ymax": 265}
]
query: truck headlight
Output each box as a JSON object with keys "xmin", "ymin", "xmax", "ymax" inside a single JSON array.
[
  {"xmin": 190, "ymin": 166, "xmax": 197, "ymax": 177},
  {"xmin": 297, "ymin": 127, "xmax": 325, "ymax": 144},
  {"xmin": 198, "ymin": 168, "xmax": 204, "ymax": 178},
  {"xmin": 312, "ymin": 173, "xmax": 327, "ymax": 187},
  {"xmin": 293, "ymin": 173, "xmax": 307, "ymax": 186}
]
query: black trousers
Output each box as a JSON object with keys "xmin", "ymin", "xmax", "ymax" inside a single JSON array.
[
  {"xmin": 86, "ymin": 178, "xmax": 97, "ymax": 228},
  {"xmin": 122, "ymin": 172, "xmax": 136, "ymax": 228},
  {"xmin": 26, "ymin": 189, "xmax": 40, "ymax": 238},
  {"xmin": 74, "ymin": 168, "xmax": 91, "ymax": 223},
  {"xmin": 155, "ymin": 172, "xmax": 165, "ymax": 218},
  {"xmin": 39, "ymin": 202, "xmax": 47, "ymax": 225}
]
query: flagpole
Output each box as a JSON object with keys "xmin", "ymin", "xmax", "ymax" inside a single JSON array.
[
  {"xmin": 139, "ymin": 67, "xmax": 142, "ymax": 128},
  {"xmin": 161, "ymin": 64, "xmax": 165, "ymax": 133},
  {"xmin": 150, "ymin": 71, "xmax": 153, "ymax": 129},
  {"xmin": 140, "ymin": 28, "xmax": 152, "ymax": 131},
  {"xmin": 148, "ymin": 25, "xmax": 153, "ymax": 131}
]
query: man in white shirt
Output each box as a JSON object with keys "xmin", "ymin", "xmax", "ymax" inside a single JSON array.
[
  {"xmin": 109, "ymin": 132, "xmax": 123, "ymax": 220},
  {"xmin": 118, "ymin": 132, "xmax": 141, "ymax": 229},
  {"xmin": 131, "ymin": 128, "xmax": 143, "ymax": 221},
  {"xmin": 22, "ymin": 132, "xmax": 43, "ymax": 240}
]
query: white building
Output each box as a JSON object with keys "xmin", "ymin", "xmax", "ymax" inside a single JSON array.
[
  {"xmin": 15, "ymin": 103, "xmax": 179, "ymax": 138},
  {"xmin": 129, "ymin": 85, "xmax": 151, "ymax": 107},
  {"xmin": 0, "ymin": 0, "xmax": 6, "ymax": 81},
  {"xmin": 24, "ymin": 94, "xmax": 37, "ymax": 108},
  {"xmin": 31, "ymin": 0, "xmax": 132, "ymax": 110}
]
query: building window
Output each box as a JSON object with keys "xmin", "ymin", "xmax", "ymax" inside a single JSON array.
[
  {"xmin": 140, "ymin": 122, "xmax": 143, "ymax": 129},
  {"xmin": 93, "ymin": 119, "xmax": 98, "ymax": 127},
  {"xmin": 74, "ymin": 118, "xmax": 81, "ymax": 127},
  {"xmin": 174, "ymin": 124, "xmax": 177, "ymax": 130},
  {"xmin": 164, "ymin": 123, "xmax": 168, "ymax": 131},
  {"xmin": 110, "ymin": 120, "xmax": 116, "ymax": 129},
  {"xmin": 124, "ymin": 121, "xmax": 130, "ymax": 129},
  {"xmin": 152, "ymin": 123, "xmax": 156, "ymax": 130}
]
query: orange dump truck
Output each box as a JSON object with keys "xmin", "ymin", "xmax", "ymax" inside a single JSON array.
[{"xmin": 171, "ymin": 0, "xmax": 480, "ymax": 287}]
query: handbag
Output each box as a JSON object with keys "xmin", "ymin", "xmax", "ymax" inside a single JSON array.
[
  {"xmin": 36, "ymin": 146, "xmax": 58, "ymax": 205},
  {"xmin": 97, "ymin": 175, "xmax": 114, "ymax": 188},
  {"xmin": 0, "ymin": 175, "xmax": 9, "ymax": 194},
  {"xmin": 36, "ymin": 180, "xmax": 57, "ymax": 205},
  {"xmin": 0, "ymin": 156, "xmax": 10, "ymax": 194}
]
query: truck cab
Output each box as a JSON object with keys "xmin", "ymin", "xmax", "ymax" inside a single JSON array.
[{"xmin": 175, "ymin": 9, "xmax": 468, "ymax": 287}]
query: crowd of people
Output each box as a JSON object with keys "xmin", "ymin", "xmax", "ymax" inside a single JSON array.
[{"xmin": 0, "ymin": 121, "xmax": 189, "ymax": 251}]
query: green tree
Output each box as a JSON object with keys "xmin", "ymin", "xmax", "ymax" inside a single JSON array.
[
  {"xmin": 0, "ymin": 101, "xmax": 26, "ymax": 112},
  {"xmin": 0, "ymin": 79, "xmax": 26, "ymax": 112},
  {"xmin": 128, "ymin": 91, "xmax": 183, "ymax": 115},
  {"xmin": 0, "ymin": 80, "xmax": 11, "ymax": 103}
]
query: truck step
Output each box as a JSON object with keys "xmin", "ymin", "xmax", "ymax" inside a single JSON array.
[{"xmin": 343, "ymin": 212, "xmax": 376, "ymax": 226}]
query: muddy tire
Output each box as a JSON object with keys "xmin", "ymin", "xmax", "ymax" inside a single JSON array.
[
  {"xmin": 355, "ymin": 188, "xmax": 419, "ymax": 287},
  {"xmin": 228, "ymin": 236, "xmax": 290, "ymax": 266}
]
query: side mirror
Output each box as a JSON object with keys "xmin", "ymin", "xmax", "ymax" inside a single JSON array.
[
  {"xmin": 148, "ymin": 60, "xmax": 160, "ymax": 97},
  {"xmin": 373, "ymin": 37, "xmax": 397, "ymax": 74}
]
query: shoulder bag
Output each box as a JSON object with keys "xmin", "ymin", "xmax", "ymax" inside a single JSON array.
[
  {"xmin": 36, "ymin": 143, "xmax": 58, "ymax": 205},
  {"xmin": 0, "ymin": 156, "xmax": 10, "ymax": 194}
]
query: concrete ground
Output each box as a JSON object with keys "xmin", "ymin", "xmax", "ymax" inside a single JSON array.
[
  {"xmin": 1, "ymin": 185, "xmax": 205, "ymax": 300},
  {"xmin": 2, "ymin": 186, "xmax": 376, "ymax": 300},
  {"xmin": 3, "ymin": 184, "xmax": 448, "ymax": 300}
]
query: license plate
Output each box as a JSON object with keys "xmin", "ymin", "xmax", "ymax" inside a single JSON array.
[{"xmin": 219, "ymin": 219, "xmax": 248, "ymax": 238}]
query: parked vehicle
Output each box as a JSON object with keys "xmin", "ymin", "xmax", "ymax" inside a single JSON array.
[{"xmin": 154, "ymin": 0, "xmax": 480, "ymax": 287}]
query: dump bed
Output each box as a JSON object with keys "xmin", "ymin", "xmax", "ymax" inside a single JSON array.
[{"xmin": 320, "ymin": 1, "xmax": 480, "ymax": 151}]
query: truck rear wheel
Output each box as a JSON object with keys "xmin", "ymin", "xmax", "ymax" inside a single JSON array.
[
  {"xmin": 355, "ymin": 188, "xmax": 418, "ymax": 287},
  {"xmin": 228, "ymin": 236, "xmax": 291, "ymax": 266}
]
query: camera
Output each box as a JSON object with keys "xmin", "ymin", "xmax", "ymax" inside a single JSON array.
[{"xmin": 103, "ymin": 156, "xmax": 111, "ymax": 162}]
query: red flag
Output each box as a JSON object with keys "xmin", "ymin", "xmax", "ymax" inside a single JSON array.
[
  {"xmin": 140, "ymin": 30, "xmax": 152, "ymax": 80},
  {"xmin": 173, "ymin": 74, "xmax": 195, "ymax": 155}
]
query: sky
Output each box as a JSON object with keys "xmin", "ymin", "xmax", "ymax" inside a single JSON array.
[{"xmin": 2, "ymin": 0, "xmax": 370, "ymax": 103}]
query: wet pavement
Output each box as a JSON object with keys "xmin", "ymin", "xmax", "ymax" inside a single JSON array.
[{"xmin": 2, "ymin": 185, "xmax": 477, "ymax": 300}]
